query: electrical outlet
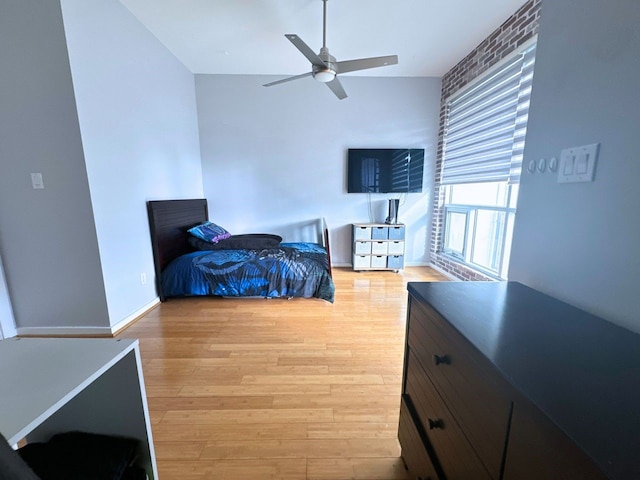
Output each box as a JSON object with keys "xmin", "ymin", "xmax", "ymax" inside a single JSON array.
[
  {"xmin": 140, "ymin": 272, "xmax": 147, "ymax": 285},
  {"xmin": 31, "ymin": 173, "xmax": 44, "ymax": 189}
]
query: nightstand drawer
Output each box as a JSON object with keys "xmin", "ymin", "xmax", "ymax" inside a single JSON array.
[
  {"xmin": 354, "ymin": 226, "xmax": 372, "ymax": 240},
  {"xmin": 353, "ymin": 255, "xmax": 370, "ymax": 269},
  {"xmin": 388, "ymin": 241, "xmax": 404, "ymax": 255},
  {"xmin": 371, "ymin": 255, "xmax": 387, "ymax": 268},
  {"xmin": 387, "ymin": 255, "xmax": 404, "ymax": 270},
  {"xmin": 404, "ymin": 352, "xmax": 492, "ymax": 480},
  {"xmin": 371, "ymin": 226, "xmax": 389, "ymax": 240},
  {"xmin": 354, "ymin": 241, "xmax": 372, "ymax": 254},
  {"xmin": 388, "ymin": 225, "xmax": 405, "ymax": 240},
  {"xmin": 408, "ymin": 300, "xmax": 512, "ymax": 479},
  {"xmin": 371, "ymin": 241, "xmax": 388, "ymax": 255}
]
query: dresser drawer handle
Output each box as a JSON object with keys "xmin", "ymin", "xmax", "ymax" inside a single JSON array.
[
  {"xmin": 433, "ymin": 354, "xmax": 450, "ymax": 366},
  {"xmin": 428, "ymin": 418, "xmax": 444, "ymax": 430}
]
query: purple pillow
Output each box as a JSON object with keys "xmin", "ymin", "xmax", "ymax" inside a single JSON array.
[{"xmin": 187, "ymin": 221, "xmax": 231, "ymax": 244}]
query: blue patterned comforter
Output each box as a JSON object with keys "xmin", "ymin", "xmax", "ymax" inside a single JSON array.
[{"xmin": 161, "ymin": 242, "xmax": 335, "ymax": 302}]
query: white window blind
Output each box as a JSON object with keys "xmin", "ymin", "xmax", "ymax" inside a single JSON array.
[{"xmin": 441, "ymin": 44, "xmax": 536, "ymax": 185}]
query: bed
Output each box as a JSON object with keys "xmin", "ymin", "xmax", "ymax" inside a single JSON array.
[{"xmin": 147, "ymin": 199, "xmax": 334, "ymax": 302}]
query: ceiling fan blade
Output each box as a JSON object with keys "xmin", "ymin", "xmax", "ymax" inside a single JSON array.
[
  {"xmin": 263, "ymin": 72, "xmax": 313, "ymax": 87},
  {"xmin": 335, "ymin": 55, "xmax": 398, "ymax": 74},
  {"xmin": 326, "ymin": 77, "xmax": 347, "ymax": 100},
  {"xmin": 285, "ymin": 34, "xmax": 327, "ymax": 67}
]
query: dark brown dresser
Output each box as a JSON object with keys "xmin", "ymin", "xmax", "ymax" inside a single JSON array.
[{"xmin": 399, "ymin": 281, "xmax": 640, "ymax": 480}]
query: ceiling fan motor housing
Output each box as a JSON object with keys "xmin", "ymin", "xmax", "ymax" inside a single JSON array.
[{"xmin": 312, "ymin": 48, "xmax": 337, "ymax": 82}]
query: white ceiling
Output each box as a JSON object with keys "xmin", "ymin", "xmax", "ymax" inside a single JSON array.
[{"xmin": 119, "ymin": 0, "xmax": 528, "ymax": 77}]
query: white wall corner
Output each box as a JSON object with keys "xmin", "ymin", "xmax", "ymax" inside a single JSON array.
[{"xmin": 0, "ymin": 255, "xmax": 17, "ymax": 339}]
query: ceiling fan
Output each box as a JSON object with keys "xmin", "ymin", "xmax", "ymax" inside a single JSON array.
[{"xmin": 263, "ymin": 0, "xmax": 398, "ymax": 100}]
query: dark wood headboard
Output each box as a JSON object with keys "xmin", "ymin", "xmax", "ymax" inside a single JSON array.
[{"xmin": 147, "ymin": 199, "xmax": 208, "ymax": 301}]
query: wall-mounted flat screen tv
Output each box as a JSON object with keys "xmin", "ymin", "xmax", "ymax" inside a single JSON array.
[{"xmin": 347, "ymin": 148, "xmax": 425, "ymax": 193}]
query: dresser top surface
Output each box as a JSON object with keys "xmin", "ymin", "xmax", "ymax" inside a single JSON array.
[{"xmin": 407, "ymin": 281, "xmax": 640, "ymax": 480}]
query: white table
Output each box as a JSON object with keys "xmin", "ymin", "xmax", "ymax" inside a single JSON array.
[{"xmin": 0, "ymin": 337, "xmax": 158, "ymax": 479}]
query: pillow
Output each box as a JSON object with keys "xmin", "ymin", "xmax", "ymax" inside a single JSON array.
[
  {"xmin": 187, "ymin": 221, "xmax": 231, "ymax": 244},
  {"xmin": 189, "ymin": 234, "xmax": 282, "ymax": 251}
]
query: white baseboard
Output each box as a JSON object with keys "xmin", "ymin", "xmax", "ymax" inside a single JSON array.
[
  {"xmin": 16, "ymin": 297, "xmax": 161, "ymax": 338},
  {"xmin": 110, "ymin": 297, "xmax": 160, "ymax": 334},
  {"xmin": 16, "ymin": 326, "xmax": 114, "ymax": 337}
]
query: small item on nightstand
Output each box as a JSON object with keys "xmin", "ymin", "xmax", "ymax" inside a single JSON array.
[{"xmin": 385, "ymin": 199, "xmax": 399, "ymax": 224}]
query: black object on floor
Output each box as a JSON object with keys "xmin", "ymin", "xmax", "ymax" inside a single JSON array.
[{"xmin": 18, "ymin": 431, "xmax": 141, "ymax": 480}]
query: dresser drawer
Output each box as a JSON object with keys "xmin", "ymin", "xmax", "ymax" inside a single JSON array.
[
  {"xmin": 503, "ymin": 397, "xmax": 608, "ymax": 480},
  {"xmin": 404, "ymin": 351, "xmax": 492, "ymax": 480},
  {"xmin": 398, "ymin": 396, "xmax": 440, "ymax": 480},
  {"xmin": 407, "ymin": 299, "xmax": 512, "ymax": 479}
]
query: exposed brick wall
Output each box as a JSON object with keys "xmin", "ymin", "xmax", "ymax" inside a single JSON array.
[{"xmin": 430, "ymin": 0, "xmax": 541, "ymax": 282}]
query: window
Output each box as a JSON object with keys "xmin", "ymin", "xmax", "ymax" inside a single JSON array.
[
  {"xmin": 440, "ymin": 42, "xmax": 536, "ymax": 279},
  {"xmin": 442, "ymin": 182, "xmax": 518, "ymax": 278}
]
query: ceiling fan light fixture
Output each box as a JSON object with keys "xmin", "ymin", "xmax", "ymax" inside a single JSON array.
[{"xmin": 313, "ymin": 68, "xmax": 336, "ymax": 83}]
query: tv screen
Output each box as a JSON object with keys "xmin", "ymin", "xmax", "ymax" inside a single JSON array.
[{"xmin": 347, "ymin": 148, "xmax": 424, "ymax": 193}]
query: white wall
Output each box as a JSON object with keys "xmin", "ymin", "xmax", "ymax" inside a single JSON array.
[
  {"xmin": 510, "ymin": 0, "xmax": 640, "ymax": 332},
  {"xmin": 195, "ymin": 74, "xmax": 442, "ymax": 266},
  {"xmin": 0, "ymin": 0, "xmax": 110, "ymax": 331},
  {"xmin": 60, "ymin": 0, "xmax": 204, "ymax": 327}
]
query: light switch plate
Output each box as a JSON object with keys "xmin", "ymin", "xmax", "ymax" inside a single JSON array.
[{"xmin": 557, "ymin": 143, "xmax": 599, "ymax": 183}]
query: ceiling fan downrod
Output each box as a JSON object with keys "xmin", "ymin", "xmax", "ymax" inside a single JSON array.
[{"xmin": 322, "ymin": 0, "xmax": 328, "ymax": 49}]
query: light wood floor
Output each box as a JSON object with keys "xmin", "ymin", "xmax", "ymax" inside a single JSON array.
[{"xmin": 117, "ymin": 266, "xmax": 448, "ymax": 480}]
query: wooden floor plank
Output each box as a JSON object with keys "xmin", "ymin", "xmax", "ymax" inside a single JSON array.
[
  {"xmin": 306, "ymin": 422, "xmax": 399, "ymax": 440},
  {"xmin": 161, "ymin": 408, "xmax": 335, "ymax": 425},
  {"xmin": 307, "ymin": 457, "xmax": 408, "ymax": 480},
  {"xmin": 199, "ymin": 438, "xmax": 400, "ymax": 460},
  {"xmin": 178, "ymin": 384, "xmax": 332, "ymax": 397},
  {"xmin": 152, "ymin": 423, "xmax": 309, "ymax": 442},
  {"xmin": 156, "ymin": 458, "xmax": 307, "ymax": 480}
]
